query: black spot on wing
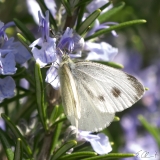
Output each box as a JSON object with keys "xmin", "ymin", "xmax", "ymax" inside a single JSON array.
[
  {"xmin": 98, "ymin": 95, "xmax": 105, "ymax": 102},
  {"xmin": 111, "ymin": 87, "xmax": 121, "ymax": 98},
  {"xmin": 126, "ymin": 74, "xmax": 144, "ymax": 98}
]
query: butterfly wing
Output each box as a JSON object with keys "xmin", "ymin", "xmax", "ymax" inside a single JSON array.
[
  {"xmin": 69, "ymin": 61, "xmax": 144, "ymax": 131},
  {"xmin": 59, "ymin": 63, "xmax": 81, "ymax": 128}
]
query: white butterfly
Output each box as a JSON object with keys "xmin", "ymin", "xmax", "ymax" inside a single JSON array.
[{"xmin": 58, "ymin": 54, "xmax": 145, "ymax": 132}]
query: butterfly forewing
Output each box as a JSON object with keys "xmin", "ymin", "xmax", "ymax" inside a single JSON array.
[{"xmin": 72, "ymin": 61, "xmax": 145, "ymax": 113}]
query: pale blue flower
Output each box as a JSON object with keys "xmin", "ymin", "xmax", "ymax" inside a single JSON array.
[
  {"xmin": 0, "ymin": 76, "xmax": 15, "ymax": 102},
  {"xmin": 0, "ymin": 20, "xmax": 31, "ymax": 74},
  {"xmin": 82, "ymin": 13, "xmax": 118, "ymax": 62},
  {"xmin": 77, "ymin": 130, "xmax": 112, "ymax": 155},
  {"xmin": 30, "ymin": 37, "xmax": 57, "ymax": 67},
  {"xmin": 65, "ymin": 126, "xmax": 112, "ymax": 155},
  {"xmin": 45, "ymin": 62, "xmax": 60, "ymax": 90},
  {"xmin": 0, "ymin": 51, "xmax": 16, "ymax": 75},
  {"xmin": 1, "ymin": 37, "xmax": 31, "ymax": 64},
  {"xmin": 30, "ymin": 11, "xmax": 57, "ymax": 67},
  {"xmin": 84, "ymin": 41, "xmax": 118, "ymax": 61},
  {"xmin": 0, "ymin": 37, "xmax": 31, "ymax": 74},
  {"xmin": 0, "ymin": 20, "xmax": 31, "ymax": 102},
  {"xmin": 58, "ymin": 27, "xmax": 84, "ymax": 54},
  {"xmin": 10, "ymin": 40, "xmax": 32, "ymax": 64}
]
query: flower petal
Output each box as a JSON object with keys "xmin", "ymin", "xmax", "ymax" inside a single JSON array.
[
  {"xmin": 10, "ymin": 41, "xmax": 32, "ymax": 64},
  {"xmin": 0, "ymin": 76, "xmax": 15, "ymax": 102},
  {"xmin": 0, "ymin": 52, "xmax": 16, "ymax": 75},
  {"xmin": 45, "ymin": 63, "xmax": 60, "ymax": 90},
  {"xmin": 89, "ymin": 133, "xmax": 112, "ymax": 155},
  {"xmin": 30, "ymin": 37, "xmax": 57, "ymax": 67},
  {"xmin": 58, "ymin": 27, "xmax": 84, "ymax": 53},
  {"xmin": 85, "ymin": 42, "xmax": 118, "ymax": 61}
]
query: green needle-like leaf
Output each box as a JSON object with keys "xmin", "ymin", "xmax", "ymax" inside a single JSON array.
[
  {"xmin": 50, "ymin": 140, "xmax": 77, "ymax": 160},
  {"xmin": 14, "ymin": 138, "xmax": 23, "ymax": 160},
  {"xmin": 98, "ymin": 2, "xmax": 125, "ymax": 23},
  {"xmin": 0, "ymin": 129, "xmax": 14, "ymax": 160},
  {"xmin": 35, "ymin": 63, "xmax": 48, "ymax": 131},
  {"xmin": 49, "ymin": 105, "xmax": 64, "ymax": 126},
  {"xmin": 77, "ymin": 9, "xmax": 101, "ymax": 35},
  {"xmin": 52, "ymin": 117, "xmax": 67, "ymax": 127},
  {"xmin": 59, "ymin": 151, "xmax": 97, "ymax": 160},
  {"xmin": 61, "ymin": 0, "xmax": 72, "ymax": 16},
  {"xmin": 82, "ymin": 153, "xmax": 135, "ymax": 160},
  {"xmin": 85, "ymin": 19, "xmax": 146, "ymax": 41},
  {"xmin": 17, "ymin": 33, "xmax": 30, "ymax": 46},
  {"xmin": 1, "ymin": 114, "xmax": 32, "ymax": 157},
  {"xmin": 75, "ymin": 0, "xmax": 92, "ymax": 7},
  {"xmin": 99, "ymin": 2, "xmax": 110, "ymax": 12},
  {"xmin": 49, "ymin": 105, "xmax": 60, "ymax": 124},
  {"xmin": 138, "ymin": 115, "xmax": 160, "ymax": 148},
  {"xmin": 13, "ymin": 19, "xmax": 35, "ymax": 42},
  {"xmin": 0, "ymin": 92, "xmax": 32, "ymax": 107},
  {"xmin": 76, "ymin": 4, "xmax": 85, "ymax": 31},
  {"xmin": 49, "ymin": 116, "xmax": 63, "ymax": 156}
]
